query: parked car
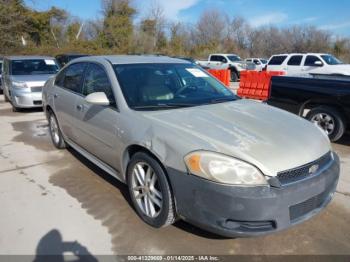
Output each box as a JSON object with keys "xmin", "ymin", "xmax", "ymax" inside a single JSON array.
[
  {"xmin": 266, "ymin": 53, "xmax": 350, "ymax": 76},
  {"xmin": 196, "ymin": 54, "xmax": 255, "ymax": 81},
  {"xmin": 0, "ymin": 58, "xmax": 3, "ymax": 94},
  {"xmin": 55, "ymin": 53, "xmax": 89, "ymax": 68},
  {"xmin": 2, "ymin": 56, "xmax": 60, "ymax": 111},
  {"xmin": 43, "ymin": 55, "xmax": 339, "ymax": 237},
  {"xmin": 245, "ymin": 58, "xmax": 268, "ymax": 71},
  {"xmin": 267, "ymin": 74, "xmax": 350, "ymax": 142}
]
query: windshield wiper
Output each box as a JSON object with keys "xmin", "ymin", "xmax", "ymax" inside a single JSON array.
[
  {"xmin": 132, "ymin": 103, "xmax": 197, "ymax": 110},
  {"xmin": 209, "ymin": 98, "xmax": 235, "ymax": 104}
]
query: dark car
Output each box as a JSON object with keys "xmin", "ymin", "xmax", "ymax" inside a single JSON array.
[
  {"xmin": 55, "ymin": 54, "xmax": 89, "ymax": 68},
  {"xmin": 267, "ymin": 74, "xmax": 350, "ymax": 141}
]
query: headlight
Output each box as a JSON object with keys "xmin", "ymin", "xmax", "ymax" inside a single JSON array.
[
  {"xmin": 184, "ymin": 151, "xmax": 268, "ymax": 186},
  {"xmin": 12, "ymin": 81, "xmax": 28, "ymax": 88}
]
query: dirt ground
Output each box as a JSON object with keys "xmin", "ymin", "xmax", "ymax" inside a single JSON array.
[{"xmin": 0, "ymin": 94, "xmax": 349, "ymax": 257}]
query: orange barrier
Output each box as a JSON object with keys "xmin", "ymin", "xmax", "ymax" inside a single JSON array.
[
  {"xmin": 207, "ymin": 69, "xmax": 231, "ymax": 87},
  {"xmin": 237, "ymin": 71, "xmax": 285, "ymax": 101}
]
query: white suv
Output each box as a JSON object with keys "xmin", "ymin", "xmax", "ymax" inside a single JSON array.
[
  {"xmin": 266, "ymin": 53, "xmax": 350, "ymax": 76},
  {"xmin": 245, "ymin": 58, "xmax": 268, "ymax": 71}
]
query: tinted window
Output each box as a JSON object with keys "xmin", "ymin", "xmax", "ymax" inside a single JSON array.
[
  {"xmin": 113, "ymin": 63, "xmax": 235, "ymax": 110},
  {"xmin": 10, "ymin": 59, "xmax": 59, "ymax": 75},
  {"xmin": 0, "ymin": 62, "xmax": 2, "ymax": 74},
  {"xmin": 62, "ymin": 63, "xmax": 86, "ymax": 93},
  {"xmin": 253, "ymin": 59, "xmax": 261, "ymax": 65},
  {"xmin": 268, "ymin": 56, "xmax": 287, "ymax": 65},
  {"xmin": 210, "ymin": 56, "xmax": 226, "ymax": 62},
  {"xmin": 83, "ymin": 63, "xmax": 115, "ymax": 103},
  {"xmin": 227, "ymin": 55, "xmax": 241, "ymax": 62},
  {"xmin": 287, "ymin": 55, "xmax": 303, "ymax": 66},
  {"xmin": 304, "ymin": 56, "xmax": 323, "ymax": 66},
  {"xmin": 54, "ymin": 69, "xmax": 66, "ymax": 87}
]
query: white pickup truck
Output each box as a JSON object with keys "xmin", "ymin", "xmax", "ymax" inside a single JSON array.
[
  {"xmin": 266, "ymin": 53, "xmax": 350, "ymax": 76},
  {"xmin": 196, "ymin": 54, "xmax": 255, "ymax": 81}
]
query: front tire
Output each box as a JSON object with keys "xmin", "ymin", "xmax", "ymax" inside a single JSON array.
[
  {"xmin": 48, "ymin": 111, "xmax": 66, "ymax": 149},
  {"xmin": 127, "ymin": 152, "xmax": 176, "ymax": 228},
  {"xmin": 306, "ymin": 106, "xmax": 346, "ymax": 142}
]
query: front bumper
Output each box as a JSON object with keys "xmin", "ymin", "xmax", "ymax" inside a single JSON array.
[
  {"xmin": 10, "ymin": 88, "xmax": 43, "ymax": 108},
  {"xmin": 167, "ymin": 153, "xmax": 340, "ymax": 237}
]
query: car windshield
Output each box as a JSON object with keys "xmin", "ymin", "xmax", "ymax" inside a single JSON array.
[
  {"xmin": 227, "ymin": 55, "xmax": 242, "ymax": 62},
  {"xmin": 11, "ymin": 59, "xmax": 59, "ymax": 75},
  {"xmin": 113, "ymin": 63, "xmax": 236, "ymax": 110},
  {"xmin": 321, "ymin": 55, "xmax": 343, "ymax": 65}
]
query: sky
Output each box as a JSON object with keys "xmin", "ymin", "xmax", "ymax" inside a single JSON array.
[{"xmin": 24, "ymin": 0, "xmax": 350, "ymax": 37}]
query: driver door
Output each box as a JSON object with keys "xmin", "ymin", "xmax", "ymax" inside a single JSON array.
[
  {"xmin": 303, "ymin": 55, "xmax": 324, "ymax": 74},
  {"xmin": 73, "ymin": 62, "xmax": 122, "ymax": 171}
]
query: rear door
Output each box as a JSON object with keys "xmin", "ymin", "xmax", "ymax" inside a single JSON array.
[
  {"xmin": 286, "ymin": 55, "xmax": 303, "ymax": 75},
  {"xmin": 53, "ymin": 62, "xmax": 87, "ymax": 142},
  {"xmin": 267, "ymin": 55, "xmax": 288, "ymax": 71},
  {"xmin": 73, "ymin": 62, "xmax": 121, "ymax": 171}
]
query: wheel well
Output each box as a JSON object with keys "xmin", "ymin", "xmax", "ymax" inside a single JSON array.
[
  {"xmin": 122, "ymin": 145, "xmax": 165, "ymax": 179},
  {"xmin": 300, "ymin": 102, "xmax": 346, "ymax": 118},
  {"xmin": 45, "ymin": 105, "xmax": 53, "ymax": 118}
]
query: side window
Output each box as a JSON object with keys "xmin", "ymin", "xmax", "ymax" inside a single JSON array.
[
  {"xmin": 253, "ymin": 59, "xmax": 261, "ymax": 65},
  {"xmin": 304, "ymin": 56, "xmax": 323, "ymax": 66},
  {"xmin": 221, "ymin": 56, "xmax": 227, "ymax": 63},
  {"xmin": 287, "ymin": 55, "xmax": 303, "ymax": 66},
  {"xmin": 55, "ymin": 69, "xmax": 66, "ymax": 87},
  {"xmin": 268, "ymin": 56, "xmax": 288, "ymax": 65},
  {"xmin": 62, "ymin": 63, "xmax": 86, "ymax": 93},
  {"xmin": 210, "ymin": 56, "xmax": 219, "ymax": 62},
  {"xmin": 83, "ymin": 63, "xmax": 115, "ymax": 103}
]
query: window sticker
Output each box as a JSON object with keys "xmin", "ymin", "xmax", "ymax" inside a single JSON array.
[
  {"xmin": 45, "ymin": 60, "xmax": 56, "ymax": 65},
  {"xmin": 186, "ymin": 68, "xmax": 209, "ymax": 78}
]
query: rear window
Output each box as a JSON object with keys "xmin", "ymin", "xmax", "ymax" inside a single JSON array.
[
  {"xmin": 268, "ymin": 56, "xmax": 287, "ymax": 65},
  {"xmin": 10, "ymin": 59, "xmax": 59, "ymax": 75},
  {"xmin": 287, "ymin": 55, "xmax": 303, "ymax": 66}
]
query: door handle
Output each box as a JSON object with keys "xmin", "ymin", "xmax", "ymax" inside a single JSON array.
[{"xmin": 76, "ymin": 104, "xmax": 84, "ymax": 111}]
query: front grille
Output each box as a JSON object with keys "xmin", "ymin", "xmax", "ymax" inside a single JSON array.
[
  {"xmin": 289, "ymin": 186, "xmax": 332, "ymax": 221},
  {"xmin": 277, "ymin": 152, "xmax": 332, "ymax": 185},
  {"xmin": 33, "ymin": 100, "xmax": 42, "ymax": 105},
  {"xmin": 31, "ymin": 86, "xmax": 43, "ymax": 92}
]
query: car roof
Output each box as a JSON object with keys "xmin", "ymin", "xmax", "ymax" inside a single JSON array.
[
  {"xmin": 271, "ymin": 53, "xmax": 329, "ymax": 57},
  {"xmin": 72, "ymin": 55, "xmax": 192, "ymax": 65},
  {"xmin": 5, "ymin": 56, "xmax": 56, "ymax": 60}
]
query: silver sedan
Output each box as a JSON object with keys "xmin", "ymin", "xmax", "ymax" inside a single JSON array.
[{"xmin": 42, "ymin": 55, "xmax": 339, "ymax": 237}]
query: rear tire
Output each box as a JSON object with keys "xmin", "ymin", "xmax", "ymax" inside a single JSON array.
[
  {"xmin": 127, "ymin": 152, "xmax": 176, "ymax": 228},
  {"xmin": 306, "ymin": 106, "xmax": 345, "ymax": 142},
  {"xmin": 48, "ymin": 111, "xmax": 66, "ymax": 149}
]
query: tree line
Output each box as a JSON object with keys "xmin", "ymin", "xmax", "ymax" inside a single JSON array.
[{"xmin": 1, "ymin": 0, "xmax": 350, "ymax": 62}]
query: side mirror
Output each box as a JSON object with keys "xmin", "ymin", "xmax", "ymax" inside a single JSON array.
[
  {"xmin": 314, "ymin": 61, "xmax": 323, "ymax": 66},
  {"xmin": 85, "ymin": 92, "xmax": 110, "ymax": 106}
]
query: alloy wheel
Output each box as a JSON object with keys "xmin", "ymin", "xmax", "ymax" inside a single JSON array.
[
  {"xmin": 311, "ymin": 113, "xmax": 335, "ymax": 135},
  {"xmin": 131, "ymin": 162, "xmax": 163, "ymax": 218},
  {"xmin": 49, "ymin": 114, "xmax": 60, "ymax": 145}
]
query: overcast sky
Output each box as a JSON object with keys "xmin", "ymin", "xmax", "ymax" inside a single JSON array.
[{"xmin": 24, "ymin": 0, "xmax": 350, "ymax": 37}]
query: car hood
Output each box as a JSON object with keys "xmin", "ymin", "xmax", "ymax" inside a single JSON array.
[
  {"xmin": 10, "ymin": 74, "xmax": 55, "ymax": 88},
  {"xmin": 142, "ymin": 100, "xmax": 331, "ymax": 177}
]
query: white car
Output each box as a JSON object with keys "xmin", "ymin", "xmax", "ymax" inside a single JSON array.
[
  {"xmin": 266, "ymin": 53, "xmax": 350, "ymax": 76},
  {"xmin": 196, "ymin": 54, "xmax": 255, "ymax": 81},
  {"xmin": 245, "ymin": 58, "xmax": 268, "ymax": 71}
]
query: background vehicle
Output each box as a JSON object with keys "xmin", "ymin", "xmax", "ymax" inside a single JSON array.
[
  {"xmin": 55, "ymin": 53, "xmax": 89, "ymax": 67},
  {"xmin": 0, "ymin": 58, "xmax": 3, "ymax": 94},
  {"xmin": 267, "ymin": 74, "xmax": 350, "ymax": 141},
  {"xmin": 196, "ymin": 54, "xmax": 255, "ymax": 81},
  {"xmin": 2, "ymin": 56, "xmax": 59, "ymax": 111},
  {"xmin": 266, "ymin": 53, "xmax": 350, "ymax": 76},
  {"xmin": 43, "ymin": 55, "xmax": 338, "ymax": 238},
  {"xmin": 245, "ymin": 58, "xmax": 268, "ymax": 71}
]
